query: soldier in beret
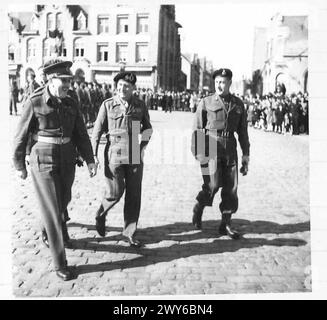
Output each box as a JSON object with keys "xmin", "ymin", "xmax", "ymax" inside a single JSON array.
[
  {"xmin": 191, "ymin": 68, "xmax": 250, "ymax": 239},
  {"xmin": 13, "ymin": 58, "xmax": 97, "ymax": 281},
  {"xmin": 92, "ymin": 71, "xmax": 153, "ymax": 247}
]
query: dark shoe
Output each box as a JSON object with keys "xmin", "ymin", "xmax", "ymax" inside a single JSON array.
[
  {"xmin": 192, "ymin": 203, "xmax": 203, "ymax": 230},
  {"xmin": 219, "ymin": 224, "xmax": 240, "ymax": 240},
  {"xmin": 122, "ymin": 235, "xmax": 142, "ymax": 248},
  {"xmin": 95, "ymin": 216, "xmax": 106, "ymax": 237},
  {"xmin": 41, "ymin": 230, "xmax": 49, "ymax": 248},
  {"xmin": 56, "ymin": 267, "xmax": 73, "ymax": 281}
]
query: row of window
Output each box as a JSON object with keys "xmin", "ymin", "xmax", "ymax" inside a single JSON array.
[
  {"xmin": 98, "ymin": 15, "xmax": 149, "ymax": 34},
  {"xmin": 26, "ymin": 38, "xmax": 149, "ymax": 63},
  {"xmin": 44, "ymin": 12, "xmax": 149, "ymax": 35},
  {"xmin": 96, "ymin": 43, "xmax": 148, "ymax": 63}
]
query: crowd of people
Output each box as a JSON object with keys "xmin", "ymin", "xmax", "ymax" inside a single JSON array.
[
  {"xmin": 9, "ymin": 75, "xmax": 309, "ymax": 135},
  {"xmin": 242, "ymin": 88, "xmax": 309, "ymax": 135}
]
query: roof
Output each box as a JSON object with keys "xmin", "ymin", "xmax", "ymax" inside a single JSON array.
[{"xmin": 67, "ymin": 5, "xmax": 88, "ymax": 19}]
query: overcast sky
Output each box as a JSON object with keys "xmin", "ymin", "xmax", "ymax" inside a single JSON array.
[{"xmin": 175, "ymin": 2, "xmax": 309, "ymax": 80}]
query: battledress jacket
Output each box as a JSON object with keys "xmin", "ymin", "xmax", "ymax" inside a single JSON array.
[{"xmin": 12, "ymin": 86, "xmax": 94, "ymax": 171}]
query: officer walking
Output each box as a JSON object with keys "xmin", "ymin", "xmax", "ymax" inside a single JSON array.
[
  {"xmin": 92, "ymin": 72, "xmax": 153, "ymax": 247},
  {"xmin": 13, "ymin": 59, "xmax": 97, "ymax": 281},
  {"xmin": 191, "ymin": 68, "xmax": 250, "ymax": 239}
]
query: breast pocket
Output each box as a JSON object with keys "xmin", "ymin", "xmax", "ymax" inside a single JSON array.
[
  {"xmin": 207, "ymin": 108, "xmax": 225, "ymax": 130},
  {"xmin": 108, "ymin": 111, "xmax": 125, "ymax": 130}
]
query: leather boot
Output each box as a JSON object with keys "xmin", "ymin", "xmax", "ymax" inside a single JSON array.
[
  {"xmin": 95, "ymin": 213, "xmax": 106, "ymax": 237},
  {"xmin": 62, "ymin": 222, "xmax": 72, "ymax": 248},
  {"xmin": 192, "ymin": 202, "xmax": 204, "ymax": 230},
  {"xmin": 219, "ymin": 213, "xmax": 240, "ymax": 239}
]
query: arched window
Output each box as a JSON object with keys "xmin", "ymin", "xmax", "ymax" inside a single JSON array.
[
  {"xmin": 47, "ymin": 13, "xmax": 55, "ymax": 30},
  {"xmin": 60, "ymin": 41, "xmax": 67, "ymax": 57},
  {"xmin": 43, "ymin": 38, "xmax": 55, "ymax": 59},
  {"xmin": 74, "ymin": 38, "xmax": 85, "ymax": 58},
  {"xmin": 56, "ymin": 13, "xmax": 63, "ymax": 30},
  {"xmin": 27, "ymin": 38, "xmax": 37, "ymax": 62}
]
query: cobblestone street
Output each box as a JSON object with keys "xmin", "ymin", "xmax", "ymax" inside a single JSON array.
[{"xmin": 10, "ymin": 110, "xmax": 310, "ymax": 297}]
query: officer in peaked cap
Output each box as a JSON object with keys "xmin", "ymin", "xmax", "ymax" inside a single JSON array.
[
  {"xmin": 13, "ymin": 58, "xmax": 97, "ymax": 281},
  {"xmin": 92, "ymin": 71, "xmax": 153, "ymax": 247},
  {"xmin": 191, "ymin": 67, "xmax": 250, "ymax": 239},
  {"xmin": 43, "ymin": 59, "xmax": 74, "ymax": 78}
]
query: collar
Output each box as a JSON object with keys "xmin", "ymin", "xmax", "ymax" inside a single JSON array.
[
  {"xmin": 115, "ymin": 95, "xmax": 134, "ymax": 107},
  {"xmin": 43, "ymin": 85, "xmax": 52, "ymax": 105},
  {"xmin": 218, "ymin": 93, "xmax": 231, "ymax": 103}
]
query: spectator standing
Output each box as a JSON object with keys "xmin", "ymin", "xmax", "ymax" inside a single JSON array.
[{"xmin": 9, "ymin": 79, "xmax": 19, "ymax": 115}]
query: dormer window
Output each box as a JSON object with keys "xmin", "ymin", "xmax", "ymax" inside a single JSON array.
[{"xmin": 77, "ymin": 11, "xmax": 87, "ymax": 30}]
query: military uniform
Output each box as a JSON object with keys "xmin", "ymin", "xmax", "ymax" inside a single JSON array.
[
  {"xmin": 13, "ymin": 74, "xmax": 94, "ymax": 273},
  {"xmin": 92, "ymin": 92, "xmax": 153, "ymax": 242},
  {"xmin": 191, "ymin": 68, "xmax": 250, "ymax": 237}
]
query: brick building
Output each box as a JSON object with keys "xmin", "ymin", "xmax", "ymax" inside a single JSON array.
[{"xmin": 8, "ymin": 4, "xmax": 182, "ymax": 91}]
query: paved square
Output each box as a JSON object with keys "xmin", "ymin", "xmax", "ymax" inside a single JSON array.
[{"xmin": 10, "ymin": 110, "xmax": 310, "ymax": 297}]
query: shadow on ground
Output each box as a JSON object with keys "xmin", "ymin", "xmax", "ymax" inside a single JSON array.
[{"xmin": 67, "ymin": 219, "xmax": 310, "ymax": 277}]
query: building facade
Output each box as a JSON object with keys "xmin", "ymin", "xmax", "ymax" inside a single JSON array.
[
  {"xmin": 8, "ymin": 4, "xmax": 182, "ymax": 91},
  {"xmin": 252, "ymin": 13, "xmax": 308, "ymax": 95}
]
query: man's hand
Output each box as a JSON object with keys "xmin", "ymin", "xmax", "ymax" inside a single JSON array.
[
  {"xmin": 76, "ymin": 155, "xmax": 84, "ymax": 167},
  {"xmin": 94, "ymin": 156, "xmax": 100, "ymax": 168},
  {"xmin": 87, "ymin": 163, "xmax": 97, "ymax": 178},
  {"xmin": 16, "ymin": 168, "xmax": 28, "ymax": 180},
  {"xmin": 240, "ymin": 155, "xmax": 249, "ymax": 176}
]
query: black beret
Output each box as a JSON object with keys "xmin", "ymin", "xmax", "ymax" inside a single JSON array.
[
  {"xmin": 212, "ymin": 68, "xmax": 233, "ymax": 80},
  {"xmin": 43, "ymin": 59, "xmax": 73, "ymax": 78},
  {"xmin": 113, "ymin": 72, "xmax": 137, "ymax": 85}
]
